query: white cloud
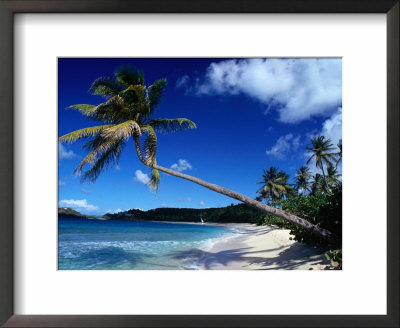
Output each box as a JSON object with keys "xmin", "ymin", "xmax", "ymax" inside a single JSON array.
[
  {"xmin": 321, "ymin": 107, "xmax": 342, "ymax": 147},
  {"xmin": 107, "ymin": 208, "xmax": 123, "ymax": 214},
  {"xmin": 59, "ymin": 199, "xmax": 99, "ymax": 212},
  {"xmin": 170, "ymin": 159, "xmax": 192, "ymax": 172},
  {"xmin": 266, "ymin": 134, "xmax": 301, "ymax": 159},
  {"xmin": 176, "ymin": 75, "xmax": 190, "ymax": 89},
  {"xmin": 59, "ymin": 143, "xmax": 76, "ymax": 160},
  {"xmin": 180, "ymin": 58, "xmax": 342, "ymax": 123},
  {"xmin": 134, "ymin": 170, "xmax": 150, "ymax": 184},
  {"xmin": 59, "ymin": 180, "xmax": 66, "ymax": 187},
  {"xmin": 199, "ymin": 200, "xmax": 205, "ymax": 206},
  {"xmin": 80, "ymin": 188, "xmax": 93, "ymax": 194}
]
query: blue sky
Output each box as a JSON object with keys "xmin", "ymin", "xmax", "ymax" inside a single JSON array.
[{"xmin": 58, "ymin": 58, "xmax": 342, "ymax": 215}]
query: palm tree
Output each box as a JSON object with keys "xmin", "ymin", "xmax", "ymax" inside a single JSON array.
[
  {"xmin": 256, "ymin": 167, "xmax": 294, "ymax": 203},
  {"xmin": 294, "ymin": 166, "xmax": 312, "ymax": 195},
  {"xmin": 306, "ymin": 136, "xmax": 337, "ymax": 177},
  {"xmin": 326, "ymin": 165, "xmax": 342, "ymax": 190},
  {"xmin": 59, "ymin": 66, "xmax": 337, "ymax": 243},
  {"xmin": 310, "ymin": 173, "xmax": 325, "ymax": 194},
  {"xmin": 336, "ymin": 139, "xmax": 342, "ymax": 168}
]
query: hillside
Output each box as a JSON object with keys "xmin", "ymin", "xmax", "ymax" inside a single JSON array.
[
  {"xmin": 58, "ymin": 207, "xmax": 89, "ymax": 219},
  {"xmin": 103, "ymin": 203, "xmax": 265, "ymax": 224}
]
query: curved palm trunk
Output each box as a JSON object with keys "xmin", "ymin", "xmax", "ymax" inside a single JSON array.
[
  {"xmin": 133, "ymin": 137, "xmax": 338, "ymax": 244},
  {"xmin": 153, "ymin": 163, "xmax": 338, "ymax": 244}
]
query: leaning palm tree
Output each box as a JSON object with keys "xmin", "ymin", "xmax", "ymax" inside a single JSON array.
[
  {"xmin": 294, "ymin": 166, "xmax": 312, "ymax": 195},
  {"xmin": 306, "ymin": 136, "xmax": 337, "ymax": 177},
  {"xmin": 59, "ymin": 66, "xmax": 337, "ymax": 243},
  {"xmin": 256, "ymin": 167, "xmax": 295, "ymax": 203}
]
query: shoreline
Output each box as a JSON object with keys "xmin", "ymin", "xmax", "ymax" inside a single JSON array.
[{"xmin": 195, "ymin": 223, "xmax": 332, "ymax": 270}]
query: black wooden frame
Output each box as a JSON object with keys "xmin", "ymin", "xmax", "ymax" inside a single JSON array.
[{"xmin": 0, "ymin": 1, "xmax": 398, "ymax": 327}]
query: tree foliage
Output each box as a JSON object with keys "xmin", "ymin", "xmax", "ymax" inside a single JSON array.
[{"xmin": 59, "ymin": 66, "xmax": 196, "ymax": 190}]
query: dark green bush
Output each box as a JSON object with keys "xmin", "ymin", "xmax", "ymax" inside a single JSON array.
[{"xmin": 262, "ymin": 186, "xmax": 342, "ymax": 245}]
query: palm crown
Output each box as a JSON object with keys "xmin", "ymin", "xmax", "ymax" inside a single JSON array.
[
  {"xmin": 306, "ymin": 136, "xmax": 337, "ymax": 177},
  {"xmin": 257, "ymin": 166, "xmax": 294, "ymax": 202},
  {"xmin": 295, "ymin": 166, "xmax": 312, "ymax": 194},
  {"xmin": 59, "ymin": 66, "xmax": 196, "ymax": 191}
]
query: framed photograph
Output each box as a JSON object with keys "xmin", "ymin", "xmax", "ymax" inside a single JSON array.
[{"xmin": 1, "ymin": 1, "xmax": 398, "ymax": 327}]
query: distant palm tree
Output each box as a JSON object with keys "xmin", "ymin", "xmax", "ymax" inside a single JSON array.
[
  {"xmin": 306, "ymin": 136, "xmax": 337, "ymax": 177},
  {"xmin": 326, "ymin": 165, "xmax": 342, "ymax": 190},
  {"xmin": 295, "ymin": 166, "xmax": 312, "ymax": 195},
  {"xmin": 256, "ymin": 167, "xmax": 295, "ymax": 203},
  {"xmin": 336, "ymin": 139, "xmax": 342, "ymax": 168},
  {"xmin": 59, "ymin": 66, "xmax": 337, "ymax": 243},
  {"xmin": 310, "ymin": 173, "xmax": 325, "ymax": 194}
]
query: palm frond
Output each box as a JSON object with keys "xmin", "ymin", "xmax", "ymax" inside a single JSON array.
[
  {"xmin": 148, "ymin": 79, "xmax": 167, "ymax": 112},
  {"xmin": 80, "ymin": 140, "xmax": 124, "ymax": 183},
  {"xmin": 140, "ymin": 125, "xmax": 158, "ymax": 165},
  {"xmin": 67, "ymin": 104, "xmax": 98, "ymax": 116},
  {"xmin": 101, "ymin": 120, "xmax": 141, "ymax": 141},
  {"xmin": 148, "ymin": 158, "xmax": 161, "ymax": 192},
  {"xmin": 119, "ymin": 85, "xmax": 148, "ymax": 115},
  {"xmin": 149, "ymin": 118, "xmax": 197, "ymax": 134},
  {"xmin": 74, "ymin": 137, "xmax": 121, "ymax": 175},
  {"xmin": 59, "ymin": 125, "xmax": 113, "ymax": 143},
  {"xmin": 89, "ymin": 77, "xmax": 122, "ymax": 97},
  {"xmin": 115, "ymin": 66, "xmax": 145, "ymax": 87},
  {"xmin": 89, "ymin": 96, "xmax": 126, "ymax": 122}
]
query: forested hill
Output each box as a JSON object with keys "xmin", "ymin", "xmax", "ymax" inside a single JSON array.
[
  {"xmin": 58, "ymin": 207, "xmax": 90, "ymax": 219},
  {"xmin": 103, "ymin": 204, "xmax": 265, "ymax": 224}
]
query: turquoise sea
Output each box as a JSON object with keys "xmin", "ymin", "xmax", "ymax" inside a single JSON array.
[{"xmin": 58, "ymin": 218, "xmax": 237, "ymax": 270}]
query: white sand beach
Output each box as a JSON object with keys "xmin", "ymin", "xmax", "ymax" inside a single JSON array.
[{"xmin": 197, "ymin": 224, "xmax": 331, "ymax": 270}]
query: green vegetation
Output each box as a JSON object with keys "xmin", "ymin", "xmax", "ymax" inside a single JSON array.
[
  {"xmin": 58, "ymin": 207, "xmax": 92, "ymax": 219},
  {"xmin": 262, "ymin": 186, "xmax": 342, "ymax": 245},
  {"xmin": 103, "ymin": 203, "xmax": 265, "ymax": 224},
  {"xmin": 306, "ymin": 136, "xmax": 337, "ymax": 178},
  {"xmin": 294, "ymin": 166, "xmax": 312, "ymax": 194},
  {"xmin": 259, "ymin": 135, "xmax": 342, "ymax": 248},
  {"xmin": 325, "ymin": 249, "xmax": 342, "ymax": 269},
  {"xmin": 256, "ymin": 166, "xmax": 295, "ymax": 202},
  {"xmin": 59, "ymin": 66, "xmax": 337, "ymax": 242},
  {"xmin": 59, "ymin": 66, "xmax": 196, "ymax": 190}
]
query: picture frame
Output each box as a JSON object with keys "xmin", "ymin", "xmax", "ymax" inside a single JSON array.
[{"xmin": 0, "ymin": 0, "xmax": 398, "ymax": 327}]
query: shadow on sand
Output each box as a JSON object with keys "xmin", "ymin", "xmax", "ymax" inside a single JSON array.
[{"xmin": 169, "ymin": 242, "xmax": 331, "ymax": 270}]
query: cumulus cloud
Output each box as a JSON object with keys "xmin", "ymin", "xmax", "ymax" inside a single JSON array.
[
  {"xmin": 178, "ymin": 58, "xmax": 342, "ymax": 123},
  {"xmin": 170, "ymin": 159, "xmax": 192, "ymax": 172},
  {"xmin": 59, "ymin": 199, "xmax": 99, "ymax": 212},
  {"xmin": 199, "ymin": 200, "xmax": 205, "ymax": 206},
  {"xmin": 134, "ymin": 170, "xmax": 150, "ymax": 184},
  {"xmin": 59, "ymin": 143, "xmax": 76, "ymax": 160},
  {"xmin": 266, "ymin": 134, "xmax": 301, "ymax": 159},
  {"xmin": 321, "ymin": 107, "xmax": 342, "ymax": 147}
]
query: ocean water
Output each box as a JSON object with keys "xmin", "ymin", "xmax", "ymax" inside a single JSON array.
[{"xmin": 58, "ymin": 218, "xmax": 237, "ymax": 270}]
